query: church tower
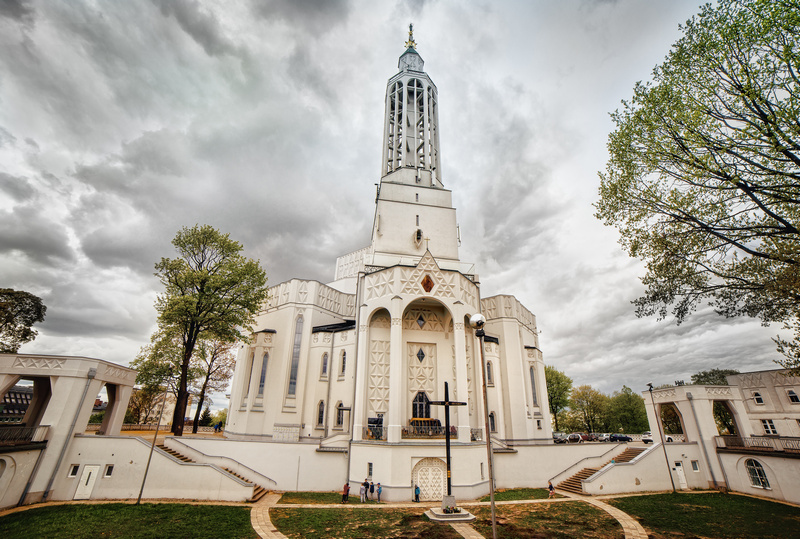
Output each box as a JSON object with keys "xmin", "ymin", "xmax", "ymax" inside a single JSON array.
[{"xmin": 370, "ymin": 24, "xmax": 460, "ymax": 267}]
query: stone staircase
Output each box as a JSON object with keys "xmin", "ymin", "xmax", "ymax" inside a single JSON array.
[
  {"xmin": 556, "ymin": 446, "xmax": 645, "ymax": 495},
  {"xmin": 157, "ymin": 444, "xmax": 269, "ymax": 502}
]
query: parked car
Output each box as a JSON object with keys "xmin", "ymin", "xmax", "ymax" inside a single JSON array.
[
  {"xmin": 610, "ymin": 433, "xmax": 632, "ymax": 442},
  {"xmin": 567, "ymin": 432, "xmax": 584, "ymax": 443},
  {"xmin": 553, "ymin": 433, "xmax": 568, "ymax": 444},
  {"xmin": 587, "ymin": 433, "xmax": 599, "ymax": 442},
  {"xmin": 597, "ymin": 433, "xmax": 611, "ymax": 442},
  {"xmin": 642, "ymin": 431, "xmax": 674, "ymax": 443}
]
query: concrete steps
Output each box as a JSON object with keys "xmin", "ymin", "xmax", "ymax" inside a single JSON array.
[
  {"xmin": 157, "ymin": 444, "xmax": 268, "ymax": 503},
  {"xmin": 557, "ymin": 446, "xmax": 646, "ymax": 495}
]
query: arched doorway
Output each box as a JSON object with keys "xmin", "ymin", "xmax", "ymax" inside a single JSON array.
[{"xmin": 412, "ymin": 457, "xmax": 446, "ymax": 501}]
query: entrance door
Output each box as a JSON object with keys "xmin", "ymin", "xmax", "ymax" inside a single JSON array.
[
  {"xmin": 74, "ymin": 465, "xmax": 100, "ymax": 500},
  {"xmin": 412, "ymin": 457, "xmax": 446, "ymax": 501},
  {"xmin": 673, "ymin": 461, "xmax": 688, "ymax": 490}
]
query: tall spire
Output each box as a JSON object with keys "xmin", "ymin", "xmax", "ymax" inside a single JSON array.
[{"xmin": 405, "ymin": 23, "xmax": 417, "ymax": 50}]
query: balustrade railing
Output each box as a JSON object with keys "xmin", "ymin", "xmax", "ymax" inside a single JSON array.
[
  {"xmin": 402, "ymin": 425, "xmax": 458, "ymax": 439},
  {"xmin": 362, "ymin": 426, "xmax": 386, "ymax": 441},
  {"xmin": 716, "ymin": 435, "xmax": 800, "ymax": 453},
  {"xmin": 0, "ymin": 424, "xmax": 50, "ymax": 444}
]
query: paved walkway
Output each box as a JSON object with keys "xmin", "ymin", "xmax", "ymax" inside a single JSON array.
[{"xmin": 249, "ymin": 490, "xmax": 651, "ymax": 539}]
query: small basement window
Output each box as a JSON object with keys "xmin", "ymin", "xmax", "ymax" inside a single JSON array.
[
  {"xmin": 104, "ymin": 465, "xmax": 114, "ymax": 477},
  {"xmin": 69, "ymin": 465, "xmax": 80, "ymax": 477}
]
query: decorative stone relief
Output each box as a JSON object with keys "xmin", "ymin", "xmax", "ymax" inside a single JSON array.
[
  {"xmin": 398, "ymin": 252, "xmax": 457, "ymax": 299},
  {"xmin": 365, "ymin": 271, "xmax": 394, "ymax": 301},
  {"xmin": 454, "ymin": 322, "xmax": 464, "ymax": 330},
  {"xmin": 451, "ymin": 345, "xmax": 457, "ymax": 399},
  {"xmin": 391, "ymin": 317, "xmax": 402, "ymax": 326},
  {"xmin": 465, "ymin": 336, "xmax": 475, "ymax": 415},
  {"xmin": 313, "ymin": 334, "xmax": 319, "ymax": 344},
  {"xmin": 460, "ymin": 277, "xmax": 477, "ymax": 307},
  {"xmin": 371, "ymin": 313, "xmax": 391, "ymax": 328},
  {"xmin": 298, "ymin": 281, "xmax": 308, "ymax": 302},
  {"xmin": 705, "ymin": 386, "xmax": 733, "ymax": 397},
  {"xmin": 323, "ymin": 333, "xmax": 332, "ymax": 343},
  {"xmin": 403, "ymin": 309, "xmax": 444, "ymax": 331},
  {"xmin": 412, "ymin": 458, "xmax": 446, "ymax": 502},
  {"xmin": 273, "ymin": 425, "xmax": 300, "ymax": 442},
  {"xmin": 738, "ymin": 373, "xmax": 763, "ymax": 389},
  {"xmin": 12, "ymin": 356, "xmax": 65, "ymax": 370},
  {"xmin": 368, "ymin": 340, "xmax": 390, "ymax": 415},
  {"xmin": 360, "ymin": 324, "xmax": 367, "ymax": 332},
  {"xmin": 653, "ymin": 389, "xmax": 677, "ymax": 400},
  {"xmin": 408, "ymin": 343, "xmax": 436, "ymax": 396},
  {"xmin": 103, "ymin": 366, "xmax": 133, "ymax": 380},
  {"xmin": 341, "ymin": 331, "xmax": 348, "ymax": 342}
]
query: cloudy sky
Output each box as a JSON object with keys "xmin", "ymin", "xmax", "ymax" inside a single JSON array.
[{"xmin": 1, "ymin": 0, "xmax": 787, "ymax": 400}]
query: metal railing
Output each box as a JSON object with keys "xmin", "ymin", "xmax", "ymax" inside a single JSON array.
[
  {"xmin": 401, "ymin": 425, "xmax": 458, "ymax": 439},
  {"xmin": 716, "ymin": 435, "xmax": 800, "ymax": 453},
  {"xmin": 0, "ymin": 424, "xmax": 50, "ymax": 444},
  {"xmin": 362, "ymin": 426, "xmax": 386, "ymax": 441}
]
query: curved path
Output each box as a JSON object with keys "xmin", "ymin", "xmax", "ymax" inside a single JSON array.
[{"xmin": 250, "ymin": 489, "xmax": 650, "ymax": 539}]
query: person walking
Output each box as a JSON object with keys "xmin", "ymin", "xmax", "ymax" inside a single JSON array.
[
  {"xmin": 369, "ymin": 481, "xmax": 375, "ymax": 500},
  {"xmin": 377, "ymin": 483, "xmax": 382, "ymax": 503},
  {"xmin": 342, "ymin": 482, "xmax": 350, "ymax": 503},
  {"xmin": 360, "ymin": 481, "xmax": 367, "ymax": 503},
  {"xmin": 548, "ymin": 481, "xmax": 555, "ymax": 499},
  {"xmin": 414, "ymin": 484, "xmax": 420, "ymax": 502}
]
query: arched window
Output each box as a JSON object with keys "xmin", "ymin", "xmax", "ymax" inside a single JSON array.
[
  {"xmin": 336, "ymin": 402, "xmax": 344, "ymax": 427},
  {"xmin": 489, "ymin": 412, "xmax": 496, "ymax": 433},
  {"xmin": 529, "ymin": 366, "xmax": 538, "ymax": 405},
  {"xmin": 340, "ymin": 351, "xmax": 347, "ymax": 376},
  {"xmin": 317, "ymin": 401, "xmax": 325, "ymax": 426},
  {"xmin": 412, "ymin": 392, "xmax": 430, "ymax": 419},
  {"xmin": 745, "ymin": 459, "xmax": 770, "ymax": 489},
  {"xmin": 287, "ymin": 317, "xmax": 303, "ymax": 396},
  {"xmin": 486, "ymin": 362, "xmax": 494, "ymax": 386},
  {"xmin": 321, "ymin": 353, "xmax": 328, "ymax": 378},
  {"xmin": 257, "ymin": 352, "xmax": 269, "ymax": 395}
]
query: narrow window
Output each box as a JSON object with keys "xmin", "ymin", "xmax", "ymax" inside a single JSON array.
[
  {"xmin": 69, "ymin": 465, "xmax": 80, "ymax": 477},
  {"xmin": 753, "ymin": 392, "xmax": 764, "ymax": 404},
  {"xmin": 489, "ymin": 412, "xmax": 496, "ymax": 432},
  {"xmin": 321, "ymin": 353, "xmax": 328, "ymax": 377},
  {"xmin": 537, "ymin": 419, "xmax": 542, "ymax": 429},
  {"xmin": 412, "ymin": 392, "xmax": 430, "ymax": 418},
  {"xmin": 317, "ymin": 401, "xmax": 325, "ymax": 426},
  {"xmin": 336, "ymin": 402, "xmax": 344, "ymax": 427},
  {"xmin": 104, "ymin": 465, "xmax": 114, "ymax": 477},
  {"xmin": 529, "ymin": 366, "xmax": 538, "ymax": 405},
  {"xmin": 244, "ymin": 352, "xmax": 255, "ymax": 397},
  {"xmin": 691, "ymin": 460, "xmax": 700, "ymax": 472},
  {"xmin": 257, "ymin": 352, "xmax": 269, "ymax": 395},
  {"xmin": 788, "ymin": 389, "xmax": 799, "ymax": 403},
  {"xmin": 761, "ymin": 419, "xmax": 777, "ymax": 435},
  {"xmin": 480, "ymin": 462, "xmax": 485, "ymax": 480},
  {"xmin": 486, "ymin": 362, "xmax": 494, "ymax": 386},
  {"xmin": 368, "ymin": 462, "xmax": 373, "ymax": 478},
  {"xmin": 287, "ymin": 317, "xmax": 304, "ymax": 396},
  {"xmin": 416, "ymin": 215, "xmax": 419, "ymax": 226},
  {"xmin": 415, "ymin": 193, "xmax": 419, "ymax": 202},
  {"xmin": 340, "ymin": 351, "xmax": 347, "ymax": 376},
  {"xmin": 745, "ymin": 459, "xmax": 770, "ymax": 489}
]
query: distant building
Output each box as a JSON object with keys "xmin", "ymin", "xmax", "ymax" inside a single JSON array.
[{"xmin": 0, "ymin": 385, "xmax": 32, "ymax": 423}]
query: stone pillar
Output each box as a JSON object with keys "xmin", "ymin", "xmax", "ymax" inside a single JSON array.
[
  {"xmin": 353, "ymin": 308, "xmax": 371, "ymax": 441},
  {"xmin": 387, "ymin": 298, "xmax": 404, "ymax": 443},
  {"xmin": 453, "ymin": 321, "xmax": 470, "ymax": 442}
]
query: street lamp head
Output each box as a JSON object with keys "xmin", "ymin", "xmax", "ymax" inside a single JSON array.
[
  {"xmin": 469, "ymin": 313, "xmax": 486, "ymax": 329},
  {"xmin": 647, "ymin": 382, "xmax": 654, "ymax": 391}
]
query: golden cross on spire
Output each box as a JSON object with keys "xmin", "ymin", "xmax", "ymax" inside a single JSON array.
[{"xmin": 405, "ymin": 23, "xmax": 417, "ymax": 49}]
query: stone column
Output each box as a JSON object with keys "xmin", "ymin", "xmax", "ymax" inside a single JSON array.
[
  {"xmin": 453, "ymin": 320, "xmax": 470, "ymax": 442},
  {"xmin": 387, "ymin": 297, "xmax": 404, "ymax": 443}
]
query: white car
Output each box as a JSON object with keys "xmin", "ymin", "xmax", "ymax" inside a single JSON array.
[{"xmin": 642, "ymin": 431, "xmax": 673, "ymax": 443}]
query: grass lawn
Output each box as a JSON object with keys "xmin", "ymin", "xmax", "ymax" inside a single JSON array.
[
  {"xmin": 609, "ymin": 492, "xmax": 800, "ymax": 539},
  {"xmin": 277, "ymin": 491, "xmax": 382, "ymax": 504},
  {"xmin": 270, "ymin": 507, "xmax": 462, "ymax": 538},
  {"xmin": 0, "ymin": 503, "xmax": 258, "ymax": 539},
  {"xmin": 470, "ymin": 501, "xmax": 623, "ymax": 539},
  {"xmin": 478, "ymin": 487, "xmax": 562, "ymax": 502}
]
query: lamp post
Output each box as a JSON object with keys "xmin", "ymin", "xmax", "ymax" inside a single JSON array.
[
  {"xmin": 138, "ymin": 369, "xmax": 172, "ymax": 505},
  {"xmin": 647, "ymin": 383, "xmax": 676, "ymax": 493},
  {"xmin": 470, "ymin": 313, "xmax": 497, "ymax": 539}
]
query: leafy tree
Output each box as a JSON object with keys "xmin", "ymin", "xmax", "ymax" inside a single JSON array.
[
  {"xmin": 89, "ymin": 411, "xmax": 104, "ymax": 424},
  {"xmin": 154, "ymin": 224, "xmax": 268, "ymax": 435},
  {"xmin": 0, "ymin": 288, "xmax": 46, "ymax": 353},
  {"xmin": 570, "ymin": 385, "xmax": 609, "ymax": 434},
  {"xmin": 188, "ymin": 339, "xmax": 236, "ymax": 433},
  {"xmin": 691, "ymin": 368, "xmax": 740, "ymax": 385},
  {"xmin": 126, "ymin": 385, "xmax": 165, "ymax": 424},
  {"xmin": 555, "ymin": 409, "xmax": 584, "ymax": 434},
  {"xmin": 545, "ymin": 366, "xmax": 573, "ymax": 432},
  {"xmin": 212, "ymin": 408, "xmax": 228, "ymax": 427},
  {"xmin": 660, "ymin": 404, "xmax": 684, "ymax": 435},
  {"xmin": 595, "ymin": 0, "xmax": 800, "ymax": 367},
  {"xmin": 606, "ymin": 386, "xmax": 649, "ymax": 434}
]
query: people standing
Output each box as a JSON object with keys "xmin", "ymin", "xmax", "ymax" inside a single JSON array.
[
  {"xmin": 377, "ymin": 482, "xmax": 382, "ymax": 503},
  {"xmin": 360, "ymin": 481, "xmax": 367, "ymax": 503},
  {"xmin": 342, "ymin": 482, "xmax": 350, "ymax": 503},
  {"xmin": 414, "ymin": 484, "xmax": 420, "ymax": 502},
  {"xmin": 369, "ymin": 481, "xmax": 375, "ymax": 500}
]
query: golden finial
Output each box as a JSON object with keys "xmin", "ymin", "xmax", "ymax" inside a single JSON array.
[{"xmin": 405, "ymin": 23, "xmax": 417, "ymax": 49}]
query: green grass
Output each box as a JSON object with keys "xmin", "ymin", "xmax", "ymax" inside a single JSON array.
[
  {"xmin": 277, "ymin": 491, "xmax": 382, "ymax": 504},
  {"xmin": 609, "ymin": 492, "xmax": 800, "ymax": 539},
  {"xmin": 479, "ymin": 487, "xmax": 560, "ymax": 501},
  {"xmin": 471, "ymin": 501, "xmax": 622, "ymax": 539},
  {"xmin": 270, "ymin": 507, "xmax": 462, "ymax": 538},
  {"xmin": 0, "ymin": 503, "xmax": 258, "ymax": 539}
]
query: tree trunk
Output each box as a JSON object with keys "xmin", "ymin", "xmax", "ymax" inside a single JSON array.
[{"xmin": 191, "ymin": 378, "xmax": 209, "ymax": 434}]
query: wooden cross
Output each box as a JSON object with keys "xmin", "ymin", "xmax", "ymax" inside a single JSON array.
[{"xmin": 430, "ymin": 381, "xmax": 466, "ymax": 496}]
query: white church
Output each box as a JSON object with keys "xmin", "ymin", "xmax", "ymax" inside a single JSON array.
[{"xmin": 222, "ymin": 28, "xmax": 553, "ymax": 501}]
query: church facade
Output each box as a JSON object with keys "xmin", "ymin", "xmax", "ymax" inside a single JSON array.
[{"xmin": 224, "ymin": 30, "xmax": 553, "ymax": 501}]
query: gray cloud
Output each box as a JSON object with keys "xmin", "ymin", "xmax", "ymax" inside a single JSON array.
[
  {"xmin": 0, "ymin": 0, "xmax": 34, "ymax": 24},
  {"xmin": 0, "ymin": 172, "xmax": 36, "ymax": 202}
]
